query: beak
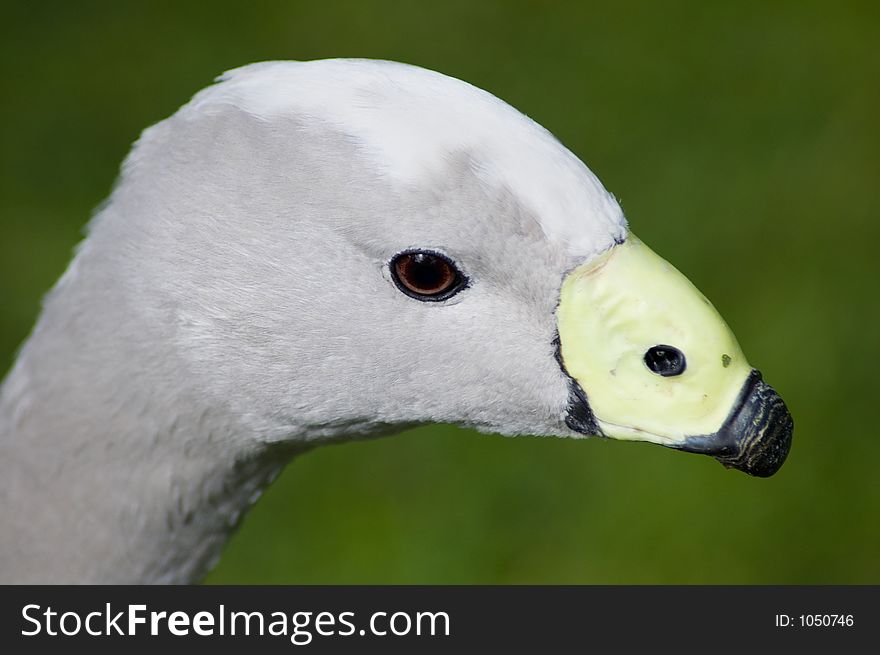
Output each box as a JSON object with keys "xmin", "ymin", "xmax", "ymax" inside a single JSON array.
[{"xmin": 556, "ymin": 235, "xmax": 793, "ymax": 477}]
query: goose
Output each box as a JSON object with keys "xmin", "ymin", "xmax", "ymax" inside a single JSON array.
[{"xmin": 0, "ymin": 59, "xmax": 793, "ymax": 584}]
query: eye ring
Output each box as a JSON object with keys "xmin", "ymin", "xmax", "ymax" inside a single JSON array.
[{"xmin": 389, "ymin": 249, "xmax": 468, "ymax": 302}]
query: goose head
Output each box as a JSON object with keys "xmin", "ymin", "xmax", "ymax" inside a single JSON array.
[
  {"xmin": 1, "ymin": 59, "xmax": 795, "ymax": 584},
  {"xmin": 89, "ymin": 59, "xmax": 788, "ymax": 475}
]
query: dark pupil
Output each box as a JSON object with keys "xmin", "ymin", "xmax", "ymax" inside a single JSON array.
[
  {"xmin": 397, "ymin": 253, "xmax": 452, "ymax": 294},
  {"xmin": 644, "ymin": 345, "xmax": 687, "ymax": 377}
]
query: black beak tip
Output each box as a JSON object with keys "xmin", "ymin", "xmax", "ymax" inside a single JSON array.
[
  {"xmin": 715, "ymin": 396, "xmax": 793, "ymax": 477},
  {"xmin": 678, "ymin": 370, "xmax": 794, "ymax": 478}
]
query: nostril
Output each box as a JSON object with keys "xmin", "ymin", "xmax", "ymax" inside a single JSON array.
[{"xmin": 644, "ymin": 345, "xmax": 687, "ymax": 377}]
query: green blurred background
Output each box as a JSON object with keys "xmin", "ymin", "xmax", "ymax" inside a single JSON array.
[{"xmin": 1, "ymin": 1, "xmax": 878, "ymax": 583}]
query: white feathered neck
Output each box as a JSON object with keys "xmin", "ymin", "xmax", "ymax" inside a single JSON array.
[{"xmin": 0, "ymin": 60, "xmax": 626, "ymax": 583}]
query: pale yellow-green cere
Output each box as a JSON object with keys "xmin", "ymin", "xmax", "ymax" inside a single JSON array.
[{"xmin": 556, "ymin": 235, "xmax": 751, "ymax": 444}]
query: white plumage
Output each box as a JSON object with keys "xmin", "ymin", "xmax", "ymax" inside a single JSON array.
[{"xmin": 0, "ymin": 60, "xmax": 629, "ymax": 583}]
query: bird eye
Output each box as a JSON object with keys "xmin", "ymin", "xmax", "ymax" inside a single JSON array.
[
  {"xmin": 644, "ymin": 345, "xmax": 687, "ymax": 377},
  {"xmin": 390, "ymin": 249, "xmax": 467, "ymax": 301}
]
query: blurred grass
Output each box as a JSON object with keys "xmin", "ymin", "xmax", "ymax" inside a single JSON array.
[{"xmin": 1, "ymin": 0, "xmax": 877, "ymax": 583}]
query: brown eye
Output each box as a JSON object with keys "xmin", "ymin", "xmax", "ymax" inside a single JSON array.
[{"xmin": 390, "ymin": 249, "xmax": 467, "ymax": 301}]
